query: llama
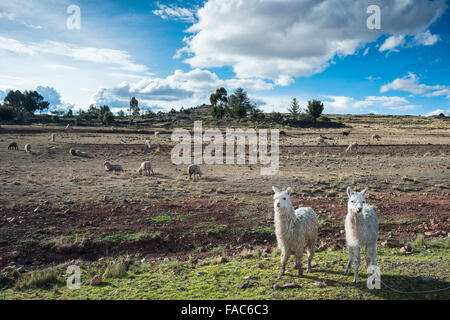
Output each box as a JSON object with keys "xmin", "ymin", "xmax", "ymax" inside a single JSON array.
[
  {"xmin": 344, "ymin": 187, "xmax": 378, "ymax": 283},
  {"xmin": 137, "ymin": 161, "xmax": 154, "ymax": 176},
  {"xmin": 50, "ymin": 133, "xmax": 56, "ymax": 142},
  {"xmin": 188, "ymin": 165, "xmax": 202, "ymax": 181},
  {"xmin": 345, "ymin": 142, "xmax": 358, "ymax": 153},
  {"xmin": 8, "ymin": 142, "xmax": 18, "ymax": 150},
  {"xmin": 104, "ymin": 161, "xmax": 123, "ymax": 172},
  {"xmin": 145, "ymin": 138, "xmax": 151, "ymax": 150},
  {"xmin": 272, "ymin": 186, "xmax": 318, "ymax": 277},
  {"xmin": 371, "ymin": 134, "xmax": 381, "ymax": 141},
  {"xmin": 24, "ymin": 144, "xmax": 31, "ymax": 153}
]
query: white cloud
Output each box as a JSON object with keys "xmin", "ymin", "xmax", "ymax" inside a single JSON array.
[
  {"xmin": 0, "ymin": 35, "xmax": 37, "ymax": 55},
  {"xmin": 414, "ymin": 30, "xmax": 440, "ymax": 46},
  {"xmin": 379, "ymin": 35, "xmax": 405, "ymax": 52},
  {"xmin": 380, "ymin": 73, "xmax": 449, "ymax": 98},
  {"xmin": 44, "ymin": 64, "xmax": 79, "ymax": 71},
  {"xmin": 90, "ymin": 68, "xmax": 273, "ymax": 109},
  {"xmin": 0, "ymin": 10, "xmax": 42, "ymax": 29},
  {"xmin": 324, "ymin": 95, "xmax": 418, "ymax": 113},
  {"xmin": 152, "ymin": 3, "xmax": 196, "ymax": 22},
  {"xmin": 179, "ymin": 0, "xmax": 447, "ymax": 84},
  {"xmin": 425, "ymin": 109, "xmax": 449, "ymax": 117}
]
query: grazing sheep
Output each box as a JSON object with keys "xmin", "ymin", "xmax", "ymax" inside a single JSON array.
[
  {"xmin": 345, "ymin": 142, "xmax": 358, "ymax": 153},
  {"xmin": 50, "ymin": 133, "xmax": 56, "ymax": 142},
  {"xmin": 272, "ymin": 186, "xmax": 318, "ymax": 277},
  {"xmin": 188, "ymin": 164, "xmax": 202, "ymax": 181},
  {"xmin": 145, "ymin": 138, "xmax": 151, "ymax": 150},
  {"xmin": 24, "ymin": 144, "xmax": 31, "ymax": 153},
  {"xmin": 137, "ymin": 161, "xmax": 154, "ymax": 176},
  {"xmin": 371, "ymin": 134, "xmax": 381, "ymax": 141},
  {"xmin": 69, "ymin": 148, "xmax": 92, "ymax": 158},
  {"xmin": 317, "ymin": 136, "xmax": 329, "ymax": 146},
  {"xmin": 104, "ymin": 161, "xmax": 123, "ymax": 172},
  {"xmin": 344, "ymin": 187, "xmax": 378, "ymax": 283},
  {"xmin": 8, "ymin": 142, "xmax": 18, "ymax": 150},
  {"xmin": 342, "ymin": 130, "xmax": 351, "ymax": 136}
]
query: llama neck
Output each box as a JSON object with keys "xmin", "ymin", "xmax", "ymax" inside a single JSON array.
[{"xmin": 275, "ymin": 204, "xmax": 296, "ymax": 235}]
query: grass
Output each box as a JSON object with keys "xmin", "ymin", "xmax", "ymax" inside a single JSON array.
[
  {"xmin": 3, "ymin": 244, "xmax": 449, "ymax": 299},
  {"xmin": 15, "ymin": 267, "xmax": 60, "ymax": 290},
  {"xmin": 103, "ymin": 230, "xmax": 161, "ymax": 245}
]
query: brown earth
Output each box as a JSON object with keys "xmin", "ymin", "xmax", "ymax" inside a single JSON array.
[{"xmin": 0, "ymin": 193, "xmax": 448, "ymax": 270}]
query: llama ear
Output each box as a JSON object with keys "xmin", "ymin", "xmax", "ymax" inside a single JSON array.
[
  {"xmin": 346, "ymin": 187, "xmax": 353, "ymax": 197},
  {"xmin": 360, "ymin": 187, "xmax": 369, "ymax": 197},
  {"xmin": 272, "ymin": 186, "xmax": 281, "ymax": 194},
  {"xmin": 286, "ymin": 187, "xmax": 292, "ymax": 195}
]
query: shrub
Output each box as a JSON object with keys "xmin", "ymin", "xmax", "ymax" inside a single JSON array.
[{"xmin": 305, "ymin": 100, "xmax": 324, "ymax": 121}]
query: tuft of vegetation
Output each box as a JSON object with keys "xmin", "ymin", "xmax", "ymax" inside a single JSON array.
[
  {"xmin": 103, "ymin": 261, "xmax": 128, "ymax": 279},
  {"xmin": 15, "ymin": 268, "xmax": 59, "ymax": 290}
]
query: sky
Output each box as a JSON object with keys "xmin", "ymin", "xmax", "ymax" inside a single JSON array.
[{"xmin": 0, "ymin": 0, "xmax": 449, "ymax": 116}]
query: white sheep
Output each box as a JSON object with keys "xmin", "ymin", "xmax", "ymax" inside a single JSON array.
[
  {"xmin": 317, "ymin": 136, "xmax": 329, "ymax": 146},
  {"xmin": 154, "ymin": 131, "xmax": 159, "ymax": 138},
  {"xmin": 24, "ymin": 144, "xmax": 31, "ymax": 153},
  {"xmin": 344, "ymin": 187, "xmax": 378, "ymax": 283},
  {"xmin": 66, "ymin": 124, "xmax": 71, "ymax": 130},
  {"xmin": 272, "ymin": 186, "xmax": 319, "ymax": 277},
  {"xmin": 50, "ymin": 133, "xmax": 56, "ymax": 142},
  {"xmin": 145, "ymin": 138, "xmax": 151, "ymax": 150},
  {"xmin": 345, "ymin": 142, "xmax": 358, "ymax": 153},
  {"xmin": 137, "ymin": 161, "xmax": 154, "ymax": 176},
  {"xmin": 104, "ymin": 161, "xmax": 123, "ymax": 172},
  {"xmin": 188, "ymin": 165, "xmax": 202, "ymax": 181},
  {"xmin": 371, "ymin": 134, "xmax": 381, "ymax": 141}
]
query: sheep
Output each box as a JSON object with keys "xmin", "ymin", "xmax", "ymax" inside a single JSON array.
[
  {"xmin": 104, "ymin": 161, "xmax": 123, "ymax": 172},
  {"xmin": 272, "ymin": 186, "xmax": 318, "ymax": 277},
  {"xmin": 112, "ymin": 126, "xmax": 118, "ymax": 132},
  {"xmin": 344, "ymin": 187, "xmax": 378, "ymax": 284},
  {"xmin": 371, "ymin": 134, "xmax": 381, "ymax": 141},
  {"xmin": 69, "ymin": 148, "xmax": 92, "ymax": 158},
  {"xmin": 317, "ymin": 136, "xmax": 329, "ymax": 146},
  {"xmin": 24, "ymin": 144, "xmax": 31, "ymax": 153},
  {"xmin": 154, "ymin": 131, "xmax": 159, "ymax": 138},
  {"xmin": 66, "ymin": 124, "xmax": 71, "ymax": 130},
  {"xmin": 8, "ymin": 142, "xmax": 18, "ymax": 150},
  {"xmin": 188, "ymin": 164, "xmax": 202, "ymax": 181},
  {"xmin": 137, "ymin": 161, "xmax": 154, "ymax": 176},
  {"xmin": 345, "ymin": 142, "xmax": 358, "ymax": 153},
  {"xmin": 342, "ymin": 130, "xmax": 351, "ymax": 136},
  {"xmin": 50, "ymin": 133, "xmax": 56, "ymax": 142},
  {"xmin": 145, "ymin": 138, "xmax": 151, "ymax": 150}
]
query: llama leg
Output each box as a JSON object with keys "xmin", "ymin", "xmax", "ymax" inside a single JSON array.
[
  {"xmin": 366, "ymin": 243, "xmax": 377, "ymax": 267},
  {"xmin": 345, "ymin": 246, "xmax": 354, "ymax": 275},
  {"xmin": 279, "ymin": 249, "xmax": 290, "ymax": 277},
  {"xmin": 353, "ymin": 247, "xmax": 361, "ymax": 284},
  {"xmin": 294, "ymin": 251, "xmax": 303, "ymax": 277},
  {"xmin": 306, "ymin": 244, "xmax": 315, "ymax": 273}
]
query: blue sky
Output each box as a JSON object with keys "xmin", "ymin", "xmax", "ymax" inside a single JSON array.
[{"xmin": 0, "ymin": 0, "xmax": 449, "ymax": 116}]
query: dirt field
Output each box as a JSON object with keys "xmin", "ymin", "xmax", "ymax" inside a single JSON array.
[{"xmin": 0, "ymin": 118, "xmax": 449, "ymax": 299}]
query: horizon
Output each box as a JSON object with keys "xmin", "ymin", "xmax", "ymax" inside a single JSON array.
[{"xmin": 1, "ymin": 0, "xmax": 450, "ymax": 117}]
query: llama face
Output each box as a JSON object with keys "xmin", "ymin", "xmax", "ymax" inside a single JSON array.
[
  {"xmin": 272, "ymin": 186, "xmax": 292, "ymax": 209},
  {"xmin": 347, "ymin": 187, "xmax": 368, "ymax": 214}
]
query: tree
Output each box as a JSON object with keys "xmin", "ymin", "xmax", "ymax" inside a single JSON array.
[
  {"xmin": 305, "ymin": 100, "xmax": 324, "ymax": 121},
  {"xmin": 4, "ymin": 90, "xmax": 49, "ymax": 115},
  {"xmin": 288, "ymin": 98, "xmax": 301, "ymax": 119},
  {"xmin": 227, "ymin": 88, "xmax": 252, "ymax": 119},
  {"xmin": 102, "ymin": 111, "xmax": 115, "ymax": 125},
  {"xmin": 210, "ymin": 87, "xmax": 228, "ymax": 107},
  {"xmin": 129, "ymin": 97, "xmax": 140, "ymax": 117},
  {"xmin": 117, "ymin": 110, "xmax": 126, "ymax": 118},
  {"xmin": 66, "ymin": 109, "xmax": 73, "ymax": 117}
]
